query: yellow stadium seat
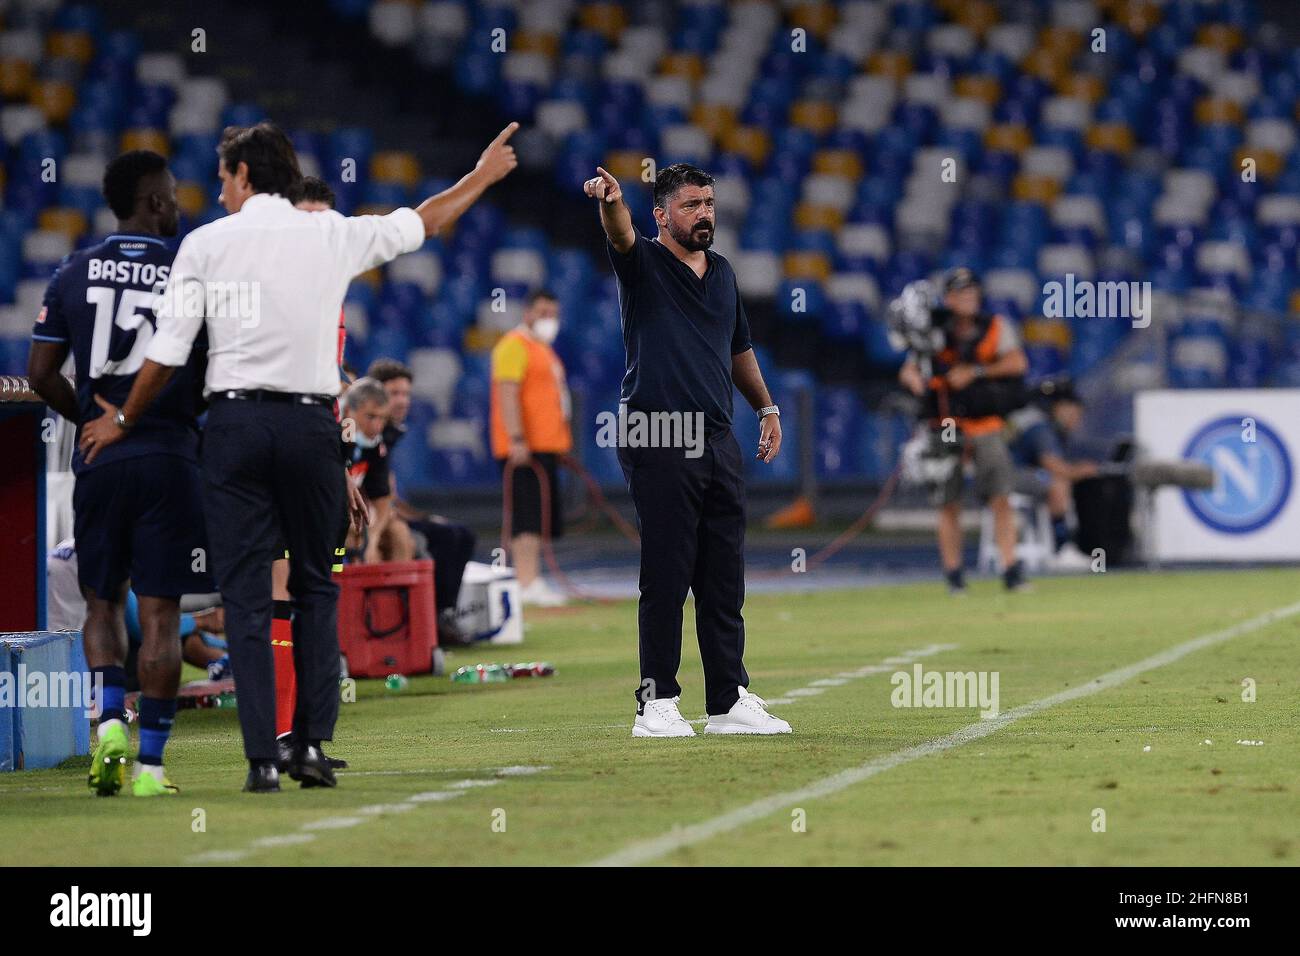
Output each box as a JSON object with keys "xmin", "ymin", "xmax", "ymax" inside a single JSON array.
[
  {"xmin": 868, "ymin": 50, "xmax": 912, "ymax": 83},
  {"xmin": 603, "ymin": 150, "xmax": 645, "ymax": 183},
  {"xmin": 690, "ymin": 103, "xmax": 737, "ymax": 141},
  {"xmin": 660, "ymin": 52, "xmax": 705, "ymax": 82},
  {"xmin": 1194, "ymin": 97, "xmax": 1244, "ymax": 126},
  {"xmin": 120, "ymin": 129, "xmax": 170, "ymax": 157},
  {"xmin": 812, "ymin": 149, "xmax": 863, "ymax": 179},
  {"xmin": 1289, "ymin": 291, "xmax": 1300, "ymax": 315},
  {"xmin": 353, "ymin": 266, "xmax": 384, "ymax": 290},
  {"xmin": 578, "ymin": 2, "xmax": 626, "ymax": 42},
  {"xmin": 793, "ymin": 203, "xmax": 843, "ymax": 231},
  {"xmin": 1021, "ymin": 48, "xmax": 1067, "ymax": 84},
  {"xmin": 38, "ymin": 207, "xmax": 87, "ymax": 241},
  {"xmin": 1039, "ymin": 27, "xmax": 1082, "ymax": 60},
  {"xmin": 512, "ymin": 31, "xmax": 559, "ymax": 57},
  {"xmin": 176, "ymin": 182, "xmax": 209, "ymax": 219},
  {"xmin": 788, "ymin": 1, "xmax": 837, "ymax": 40},
  {"xmin": 354, "ymin": 202, "xmax": 400, "ymax": 217},
  {"xmin": 1085, "ymin": 123, "xmax": 1136, "ymax": 155},
  {"xmin": 1196, "ymin": 23, "xmax": 1243, "ymax": 54},
  {"xmin": 783, "ymin": 251, "xmax": 832, "ymax": 282},
  {"xmin": 463, "ymin": 326, "xmax": 500, "ymax": 354},
  {"xmin": 1114, "ymin": 0, "xmax": 1162, "ymax": 37},
  {"xmin": 955, "ymin": 75, "xmax": 1002, "ymax": 106},
  {"xmin": 0, "ymin": 58, "xmax": 33, "ymax": 99},
  {"xmin": 952, "ymin": 0, "xmax": 999, "ymax": 36},
  {"xmin": 1234, "ymin": 147, "xmax": 1282, "ymax": 182},
  {"xmin": 984, "ymin": 123, "xmax": 1032, "ymax": 153},
  {"xmin": 1021, "ymin": 317, "xmax": 1071, "ymax": 350},
  {"xmin": 1012, "ymin": 174, "xmax": 1060, "ymax": 203},
  {"xmin": 721, "ymin": 126, "xmax": 771, "ymax": 167},
  {"xmin": 29, "ymin": 80, "xmax": 76, "ymax": 123},
  {"xmin": 789, "ymin": 100, "xmax": 837, "ymax": 136},
  {"xmin": 1058, "ymin": 73, "xmax": 1104, "ymax": 104},
  {"xmin": 370, "ymin": 151, "xmax": 421, "ymax": 188},
  {"xmin": 46, "ymin": 31, "xmax": 94, "ymax": 65}
]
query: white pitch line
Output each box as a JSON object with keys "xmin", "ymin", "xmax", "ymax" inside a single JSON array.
[
  {"xmin": 406, "ymin": 790, "xmax": 467, "ymax": 803},
  {"xmin": 251, "ymin": 833, "xmax": 317, "ymax": 848},
  {"xmin": 301, "ymin": 816, "xmax": 366, "ymax": 831},
  {"xmin": 183, "ymin": 766, "xmax": 550, "ymax": 863},
  {"xmin": 769, "ymin": 643, "xmax": 958, "ymax": 706},
  {"xmin": 589, "ymin": 601, "xmax": 1300, "ymax": 867},
  {"xmin": 189, "ymin": 849, "xmax": 251, "ymax": 863}
]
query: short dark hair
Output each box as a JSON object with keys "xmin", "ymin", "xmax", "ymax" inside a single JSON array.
[
  {"xmin": 217, "ymin": 122, "xmax": 302, "ymax": 197},
  {"xmin": 367, "ymin": 358, "xmax": 413, "ymax": 384},
  {"xmin": 653, "ymin": 163, "xmax": 714, "ymax": 210},
  {"xmin": 943, "ymin": 267, "xmax": 981, "ymax": 294},
  {"xmin": 287, "ymin": 175, "xmax": 336, "ymax": 208},
  {"xmin": 526, "ymin": 288, "xmax": 557, "ymax": 308},
  {"xmin": 103, "ymin": 150, "xmax": 168, "ymax": 219}
]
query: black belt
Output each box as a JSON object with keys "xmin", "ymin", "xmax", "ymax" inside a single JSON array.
[{"xmin": 214, "ymin": 389, "xmax": 334, "ymax": 407}]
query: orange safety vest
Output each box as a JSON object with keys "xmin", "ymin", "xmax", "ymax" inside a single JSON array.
[
  {"xmin": 489, "ymin": 328, "xmax": 572, "ymax": 458},
  {"xmin": 927, "ymin": 313, "xmax": 1011, "ymax": 438}
]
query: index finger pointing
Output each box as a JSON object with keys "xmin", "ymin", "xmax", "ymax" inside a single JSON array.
[
  {"xmin": 492, "ymin": 121, "xmax": 520, "ymax": 145},
  {"xmin": 595, "ymin": 166, "xmax": 617, "ymax": 185}
]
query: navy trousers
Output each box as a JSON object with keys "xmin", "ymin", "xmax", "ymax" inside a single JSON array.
[
  {"xmin": 618, "ymin": 428, "xmax": 749, "ymax": 716},
  {"xmin": 201, "ymin": 397, "xmax": 346, "ymax": 762}
]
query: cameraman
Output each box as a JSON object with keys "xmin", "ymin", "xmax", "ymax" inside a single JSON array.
[
  {"xmin": 898, "ymin": 268, "xmax": 1029, "ymax": 593},
  {"xmin": 1006, "ymin": 378, "xmax": 1100, "ymax": 569}
]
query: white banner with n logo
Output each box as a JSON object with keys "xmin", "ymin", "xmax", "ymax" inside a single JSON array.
[{"xmin": 1137, "ymin": 389, "xmax": 1300, "ymax": 560}]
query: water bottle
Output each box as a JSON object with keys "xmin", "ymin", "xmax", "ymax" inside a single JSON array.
[
  {"xmin": 385, "ymin": 674, "xmax": 409, "ymax": 691},
  {"xmin": 507, "ymin": 662, "xmax": 555, "ymax": 678},
  {"xmin": 451, "ymin": 663, "xmax": 510, "ymax": 683},
  {"xmin": 215, "ymin": 691, "xmax": 237, "ymax": 708}
]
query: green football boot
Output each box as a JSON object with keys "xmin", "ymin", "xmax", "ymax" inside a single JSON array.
[
  {"xmin": 87, "ymin": 721, "xmax": 128, "ymax": 796},
  {"xmin": 131, "ymin": 770, "xmax": 179, "ymax": 797}
]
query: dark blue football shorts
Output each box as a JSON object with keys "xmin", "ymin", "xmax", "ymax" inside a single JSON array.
[{"xmin": 73, "ymin": 454, "xmax": 215, "ymax": 600}]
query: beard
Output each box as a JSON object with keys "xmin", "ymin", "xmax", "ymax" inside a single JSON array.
[{"xmin": 671, "ymin": 219, "xmax": 714, "ymax": 251}]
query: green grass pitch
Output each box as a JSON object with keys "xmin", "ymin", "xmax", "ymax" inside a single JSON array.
[{"xmin": 2, "ymin": 567, "xmax": 1297, "ymax": 866}]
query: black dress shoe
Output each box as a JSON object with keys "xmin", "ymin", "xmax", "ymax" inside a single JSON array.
[
  {"xmin": 288, "ymin": 744, "xmax": 337, "ymax": 788},
  {"xmin": 276, "ymin": 735, "xmax": 294, "ymax": 773},
  {"xmin": 281, "ymin": 731, "xmax": 348, "ymax": 771},
  {"xmin": 243, "ymin": 763, "xmax": 281, "ymax": 793}
]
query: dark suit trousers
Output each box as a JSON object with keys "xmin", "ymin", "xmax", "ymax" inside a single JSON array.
[
  {"xmin": 201, "ymin": 398, "xmax": 346, "ymax": 761},
  {"xmin": 618, "ymin": 428, "xmax": 749, "ymax": 716}
]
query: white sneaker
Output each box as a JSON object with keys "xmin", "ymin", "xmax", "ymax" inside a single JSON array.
[
  {"xmin": 632, "ymin": 696, "xmax": 696, "ymax": 737},
  {"xmin": 520, "ymin": 577, "xmax": 568, "ymax": 607},
  {"xmin": 703, "ymin": 688, "xmax": 792, "ymax": 735},
  {"xmin": 1049, "ymin": 542, "xmax": 1093, "ymax": 573}
]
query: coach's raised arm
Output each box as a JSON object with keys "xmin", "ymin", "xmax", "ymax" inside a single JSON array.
[
  {"xmin": 584, "ymin": 166, "xmax": 634, "ymax": 253},
  {"xmin": 79, "ymin": 122, "xmax": 520, "ymax": 461},
  {"xmin": 76, "ymin": 119, "xmax": 520, "ymax": 793}
]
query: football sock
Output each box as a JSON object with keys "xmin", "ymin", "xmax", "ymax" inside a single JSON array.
[
  {"xmin": 137, "ymin": 696, "xmax": 176, "ymax": 766},
  {"xmin": 1052, "ymin": 516, "xmax": 1071, "ymax": 551},
  {"xmin": 945, "ymin": 567, "xmax": 965, "ymax": 591},
  {"xmin": 272, "ymin": 600, "xmax": 296, "ymax": 739},
  {"xmin": 92, "ymin": 665, "xmax": 127, "ymax": 725}
]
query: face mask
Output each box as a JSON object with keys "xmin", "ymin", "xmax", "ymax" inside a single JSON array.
[{"xmin": 532, "ymin": 317, "xmax": 559, "ymax": 345}]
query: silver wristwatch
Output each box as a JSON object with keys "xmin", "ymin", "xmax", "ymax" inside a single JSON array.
[
  {"xmin": 757, "ymin": 405, "xmax": 780, "ymax": 420},
  {"xmin": 115, "ymin": 408, "xmax": 134, "ymax": 431}
]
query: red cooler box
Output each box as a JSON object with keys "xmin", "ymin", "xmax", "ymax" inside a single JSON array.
[{"xmin": 338, "ymin": 560, "xmax": 439, "ymax": 678}]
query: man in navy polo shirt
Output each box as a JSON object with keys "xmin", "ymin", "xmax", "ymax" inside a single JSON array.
[
  {"xmin": 585, "ymin": 162, "xmax": 791, "ymax": 737},
  {"xmin": 27, "ymin": 150, "xmax": 213, "ymax": 796}
]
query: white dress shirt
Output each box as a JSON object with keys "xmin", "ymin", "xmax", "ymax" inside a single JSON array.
[{"xmin": 146, "ymin": 193, "xmax": 425, "ymax": 396}]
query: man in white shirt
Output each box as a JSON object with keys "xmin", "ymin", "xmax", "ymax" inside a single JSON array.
[{"xmin": 80, "ymin": 120, "xmax": 519, "ymax": 792}]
